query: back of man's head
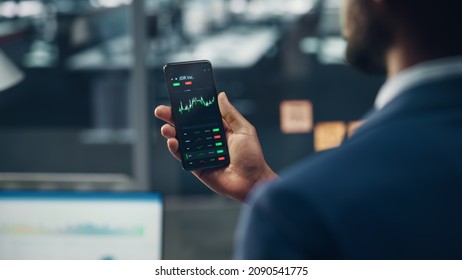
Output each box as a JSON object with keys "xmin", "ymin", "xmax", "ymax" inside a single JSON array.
[
  {"xmin": 388, "ymin": 0, "xmax": 462, "ymax": 55},
  {"xmin": 343, "ymin": 0, "xmax": 462, "ymax": 74}
]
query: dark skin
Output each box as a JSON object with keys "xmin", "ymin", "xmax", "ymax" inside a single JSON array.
[
  {"xmin": 155, "ymin": 92, "xmax": 277, "ymax": 202},
  {"xmin": 156, "ymin": 0, "xmax": 461, "ymax": 202}
]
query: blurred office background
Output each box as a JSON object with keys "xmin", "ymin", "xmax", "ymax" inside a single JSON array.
[{"xmin": 0, "ymin": 0, "xmax": 384, "ymax": 259}]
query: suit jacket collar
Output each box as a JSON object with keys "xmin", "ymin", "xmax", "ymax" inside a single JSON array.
[
  {"xmin": 352, "ymin": 76, "xmax": 462, "ymax": 140},
  {"xmin": 375, "ymin": 55, "xmax": 462, "ymax": 110}
]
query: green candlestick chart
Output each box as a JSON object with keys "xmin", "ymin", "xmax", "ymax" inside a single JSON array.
[{"xmin": 178, "ymin": 96, "xmax": 215, "ymax": 114}]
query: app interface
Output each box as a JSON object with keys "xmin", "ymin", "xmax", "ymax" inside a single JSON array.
[{"xmin": 165, "ymin": 62, "xmax": 229, "ymax": 170}]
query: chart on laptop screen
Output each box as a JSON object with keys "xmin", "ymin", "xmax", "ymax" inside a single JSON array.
[{"xmin": 0, "ymin": 192, "xmax": 163, "ymax": 260}]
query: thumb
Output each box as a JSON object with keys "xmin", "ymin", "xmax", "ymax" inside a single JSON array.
[{"xmin": 218, "ymin": 92, "xmax": 253, "ymax": 133}]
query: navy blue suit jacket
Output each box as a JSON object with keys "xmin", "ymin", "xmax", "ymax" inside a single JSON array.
[{"xmin": 235, "ymin": 76, "xmax": 462, "ymax": 259}]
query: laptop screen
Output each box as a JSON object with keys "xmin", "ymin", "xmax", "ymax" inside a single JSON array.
[{"xmin": 0, "ymin": 191, "xmax": 163, "ymax": 260}]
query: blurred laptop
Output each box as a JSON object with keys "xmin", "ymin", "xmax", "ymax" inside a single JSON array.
[{"xmin": 0, "ymin": 191, "xmax": 163, "ymax": 260}]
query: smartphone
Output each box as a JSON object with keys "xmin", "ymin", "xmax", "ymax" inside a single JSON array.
[{"xmin": 163, "ymin": 60, "xmax": 230, "ymax": 171}]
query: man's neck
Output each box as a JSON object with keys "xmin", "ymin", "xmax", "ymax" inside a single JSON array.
[
  {"xmin": 386, "ymin": 43, "xmax": 422, "ymax": 79},
  {"xmin": 386, "ymin": 42, "xmax": 462, "ymax": 79}
]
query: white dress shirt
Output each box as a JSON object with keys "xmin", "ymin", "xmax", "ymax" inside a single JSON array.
[{"xmin": 375, "ymin": 56, "xmax": 462, "ymax": 110}]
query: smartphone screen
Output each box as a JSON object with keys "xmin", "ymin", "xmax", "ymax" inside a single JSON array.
[{"xmin": 163, "ymin": 60, "xmax": 230, "ymax": 171}]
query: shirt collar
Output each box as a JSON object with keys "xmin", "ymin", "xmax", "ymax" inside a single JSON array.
[{"xmin": 375, "ymin": 55, "xmax": 462, "ymax": 110}]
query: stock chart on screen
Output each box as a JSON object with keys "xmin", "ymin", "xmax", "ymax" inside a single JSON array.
[
  {"xmin": 0, "ymin": 192, "xmax": 163, "ymax": 260},
  {"xmin": 165, "ymin": 61, "xmax": 229, "ymax": 170}
]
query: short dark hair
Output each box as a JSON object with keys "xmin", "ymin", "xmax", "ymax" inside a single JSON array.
[{"xmin": 389, "ymin": 0, "xmax": 462, "ymax": 55}]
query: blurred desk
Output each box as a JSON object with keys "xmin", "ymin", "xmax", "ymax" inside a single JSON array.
[
  {"xmin": 67, "ymin": 26, "xmax": 279, "ymax": 70},
  {"xmin": 0, "ymin": 172, "xmax": 133, "ymax": 191}
]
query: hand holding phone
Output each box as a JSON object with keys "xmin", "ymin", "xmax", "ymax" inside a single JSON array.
[{"xmin": 157, "ymin": 60, "xmax": 278, "ymax": 201}]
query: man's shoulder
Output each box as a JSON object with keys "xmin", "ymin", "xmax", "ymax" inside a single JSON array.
[
  {"xmin": 241, "ymin": 116, "xmax": 462, "ymax": 258},
  {"xmin": 238, "ymin": 76, "xmax": 462, "ymax": 259},
  {"xmin": 250, "ymin": 104, "xmax": 462, "ymax": 217}
]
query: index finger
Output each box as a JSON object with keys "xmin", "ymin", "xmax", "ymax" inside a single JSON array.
[{"xmin": 154, "ymin": 105, "xmax": 175, "ymax": 126}]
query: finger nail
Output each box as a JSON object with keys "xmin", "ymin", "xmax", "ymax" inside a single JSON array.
[{"xmin": 219, "ymin": 92, "xmax": 228, "ymax": 100}]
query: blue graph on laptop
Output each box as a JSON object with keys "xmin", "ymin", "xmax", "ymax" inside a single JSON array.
[{"xmin": 0, "ymin": 223, "xmax": 145, "ymax": 236}]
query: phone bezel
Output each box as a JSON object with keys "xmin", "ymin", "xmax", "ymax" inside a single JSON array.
[{"xmin": 163, "ymin": 60, "xmax": 230, "ymax": 171}]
